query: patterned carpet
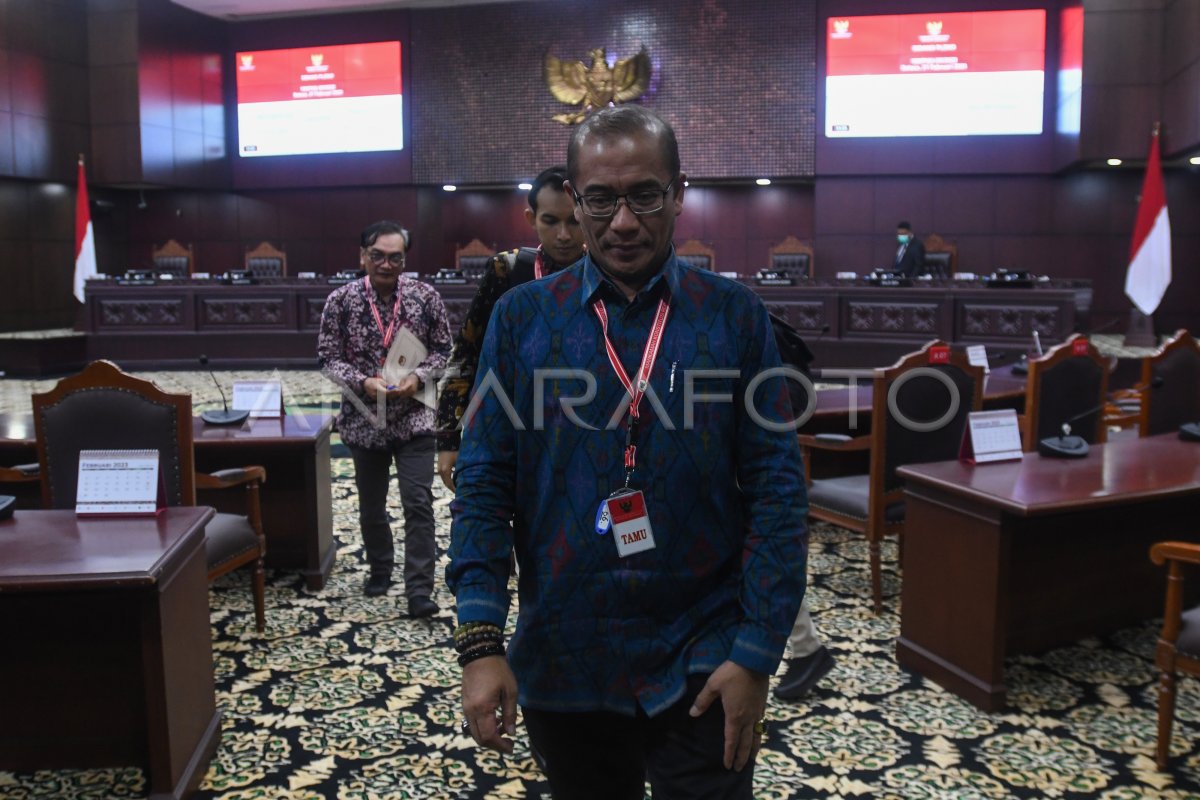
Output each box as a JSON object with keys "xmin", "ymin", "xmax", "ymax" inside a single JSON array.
[{"xmin": 2, "ymin": 362, "xmax": 1199, "ymax": 799}]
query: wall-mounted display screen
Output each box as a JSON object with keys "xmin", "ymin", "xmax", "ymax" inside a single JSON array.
[
  {"xmin": 825, "ymin": 10, "xmax": 1045, "ymax": 138},
  {"xmin": 235, "ymin": 41, "xmax": 402, "ymax": 158}
]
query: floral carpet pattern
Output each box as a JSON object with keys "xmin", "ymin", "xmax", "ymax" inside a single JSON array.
[{"xmin": 1, "ymin": 365, "xmax": 1198, "ymax": 799}]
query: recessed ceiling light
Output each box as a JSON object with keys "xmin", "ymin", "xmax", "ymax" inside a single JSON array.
[
  {"xmin": 1106, "ymin": 158, "xmax": 1122, "ymax": 166},
  {"xmin": 517, "ymin": 182, "xmax": 533, "ymax": 191},
  {"xmin": 442, "ymin": 184, "xmax": 457, "ymax": 192},
  {"xmin": 1190, "ymin": 156, "xmax": 1200, "ymax": 166},
  {"xmin": 755, "ymin": 178, "xmax": 771, "ymax": 186}
]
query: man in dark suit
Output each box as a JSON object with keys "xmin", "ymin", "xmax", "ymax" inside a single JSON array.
[{"xmin": 893, "ymin": 221, "xmax": 926, "ymax": 277}]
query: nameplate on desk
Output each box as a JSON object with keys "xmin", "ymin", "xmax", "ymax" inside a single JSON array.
[
  {"xmin": 966, "ymin": 344, "xmax": 990, "ymax": 374},
  {"xmin": 755, "ymin": 278, "xmax": 795, "ymax": 286},
  {"xmin": 959, "ymin": 409, "xmax": 1023, "ymax": 464},
  {"xmin": 232, "ymin": 380, "xmax": 283, "ymax": 418},
  {"xmin": 76, "ymin": 449, "xmax": 165, "ymax": 516},
  {"xmin": 433, "ymin": 277, "xmax": 469, "ymax": 285},
  {"xmin": 116, "ymin": 279, "xmax": 156, "ymax": 286}
]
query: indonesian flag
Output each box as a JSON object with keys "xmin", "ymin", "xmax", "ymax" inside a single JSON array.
[
  {"xmin": 1124, "ymin": 129, "xmax": 1171, "ymax": 315},
  {"xmin": 72, "ymin": 156, "xmax": 97, "ymax": 303}
]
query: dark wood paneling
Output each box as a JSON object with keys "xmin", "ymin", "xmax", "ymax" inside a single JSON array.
[
  {"xmin": 1163, "ymin": 61, "xmax": 1200, "ymax": 155},
  {"xmin": 1081, "ymin": 10, "xmax": 1162, "ymax": 85},
  {"xmin": 90, "ymin": 123, "xmax": 141, "ymax": 184},
  {"xmin": 993, "ymin": 177, "xmax": 1054, "ymax": 235},
  {"xmin": 89, "ymin": 66, "xmax": 140, "ymax": 126},
  {"xmin": 87, "ymin": 10, "xmax": 138, "ymax": 67},
  {"xmin": 1163, "ymin": 0, "xmax": 1199, "ymax": 81}
]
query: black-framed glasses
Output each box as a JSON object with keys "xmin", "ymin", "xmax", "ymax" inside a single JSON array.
[
  {"xmin": 366, "ymin": 249, "xmax": 406, "ymax": 268},
  {"xmin": 573, "ymin": 179, "xmax": 676, "ymax": 218}
]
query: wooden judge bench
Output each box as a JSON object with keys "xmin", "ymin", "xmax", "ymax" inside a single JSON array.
[{"xmin": 77, "ymin": 276, "xmax": 1090, "ymax": 370}]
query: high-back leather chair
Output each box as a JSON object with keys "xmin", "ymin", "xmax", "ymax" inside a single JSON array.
[
  {"xmin": 455, "ymin": 238, "xmax": 494, "ymax": 276},
  {"xmin": 922, "ymin": 233, "xmax": 956, "ymax": 277},
  {"xmin": 675, "ymin": 239, "xmax": 717, "ymax": 272},
  {"xmin": 799, "ymin": 341, "xmax": 984, "ymax": 611},
  {"xmin": 151, "ymin": 239, "xmax": 194, "ymax": 277},
  {"xmin": 1149, "ymin": 540, "xmax": 1200, "ymax": 770},
  {"xmin": 244, "ymin": 241, "xmax": 287, "ymax": 278},
  {"xmin": 1022, "ymin": 333, "xmax": 1109, "ymax": 451},
  {"xmin": 1141, "ymin": 330, "xmax": 1200, "ymax": 437},
  {"xmin": 32, "ymin": 360, "xmax": 268, "ymax": 632},
  {"xmin": 767, "ymin": 235, "xmax": 814, "ymax": 279}
]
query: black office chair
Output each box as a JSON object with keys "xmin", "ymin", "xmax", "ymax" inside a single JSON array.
[
  {"xmin": 1022, "ymin": 333, "xmax": 1109, "ymax": 451},
  {"xmin": 32, "ymin": 360, "xmax": 268, "ymax": 633}
]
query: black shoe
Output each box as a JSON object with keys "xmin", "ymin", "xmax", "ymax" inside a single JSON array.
[
  {"xmin": 363, "ymin": 573, "xmax": 392, "ymax": 597},
  {"xmin": 408, "ymin": 595, "xmax": 438, "ymax": 618},
  {"xmin": 774, "ymin": 646, "xmax": 836, "ymax": 701}
]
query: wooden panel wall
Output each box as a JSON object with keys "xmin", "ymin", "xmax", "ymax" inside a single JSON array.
[{"xmin": 1161, "ymin": 0, "xmax": 1200, "ymax": 153}]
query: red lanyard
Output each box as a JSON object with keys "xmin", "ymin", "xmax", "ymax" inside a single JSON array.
[
  {"xmin": 591, "ymin": 295, "xmax": 671, "ymax": 475},
  {"xmin": 363, "ymin": 276, "xmax": 402, "ymax": 364},
  {"xmin": 533, "ymin": 248, "xmax": 546, "ymax": 280}
]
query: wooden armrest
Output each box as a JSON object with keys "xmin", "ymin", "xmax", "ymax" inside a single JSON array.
[
  {"xmin": 0, "ymin": 463, "xmax": 39, "ymax": 481},
  {"xmin": 1150, "ymin": 541, "xmax": 1200, "ymax": 567},
  {"xmin": 197, "ymin": 465, "xmax": 267, "ymax": 489},
  {"xmin": 797, "ymin": 433, "xmax": 870, "ymax": 452}
]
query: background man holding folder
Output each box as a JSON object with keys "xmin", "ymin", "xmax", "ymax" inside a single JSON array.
[{"xmin": 319, "ymin": 220, "xmax": 452, "ymax": 614}]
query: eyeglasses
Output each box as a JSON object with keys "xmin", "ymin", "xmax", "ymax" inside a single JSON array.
[
  {"xmin": 366, "ymin": 249, "xmax": 406, "ymax": 268},
  {"xmin": 573, "ymin": 179, "xmax": 676, "ymax": 218}
]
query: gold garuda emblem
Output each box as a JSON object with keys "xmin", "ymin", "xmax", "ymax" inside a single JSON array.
[{"xmin": 544, "ymin": 47, "xmax": 651, "ymax": 125}]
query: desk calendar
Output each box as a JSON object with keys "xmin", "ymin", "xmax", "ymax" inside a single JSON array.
[{"xmin": 76, "ymin": 449, "xmax": 164, "ymax": 515}]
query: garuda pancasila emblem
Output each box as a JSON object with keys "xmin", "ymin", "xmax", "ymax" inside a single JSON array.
[{"xmin": 544, "ymin": 47, "xmax": 651, "ymax": 125}]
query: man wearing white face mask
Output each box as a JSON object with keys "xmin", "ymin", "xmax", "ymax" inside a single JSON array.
[{"xmin": 893, "ymin": 221, "xmax": 926, "ymax": 278}]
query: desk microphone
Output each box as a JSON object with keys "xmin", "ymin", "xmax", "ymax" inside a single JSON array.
[
  {"xmin": 1038, "ymin": 376, "xmax": 1163, "ymax": 458},
  {"xmin": 198, "ymin": 355, "xmax": 249, "ymax": 425}
]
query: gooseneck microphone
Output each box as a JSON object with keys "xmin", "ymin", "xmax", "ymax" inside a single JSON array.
[
  {"xmin": 198, "ymin": 354, "xmax": 249, "ymax": 425},
  {"xmin": 1038, "ymin": 376, "xmax": 1164, "ymax": 458}
]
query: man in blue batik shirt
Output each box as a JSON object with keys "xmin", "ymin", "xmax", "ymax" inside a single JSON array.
[{"xmin": 447, "ymin": 106, "xmax": 808, "ymax": 799}]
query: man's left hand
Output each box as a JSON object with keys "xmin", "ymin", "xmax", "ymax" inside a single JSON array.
[{"xmin": 688, "ymin": 660, "xmax": 769, "ymax": 771}]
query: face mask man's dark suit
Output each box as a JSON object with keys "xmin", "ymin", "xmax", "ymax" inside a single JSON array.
[{"xmin": 894, "ymin": 235, "xmax": 927, "ymax": 278}]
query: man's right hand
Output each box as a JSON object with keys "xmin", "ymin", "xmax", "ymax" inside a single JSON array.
[
  {"xmin": 461, "ymin": 655, "xmax": 518, "ymax": 753},
  {"xmin": 437, "ymin": 450, "xmax": 458, "ymax": 492}
]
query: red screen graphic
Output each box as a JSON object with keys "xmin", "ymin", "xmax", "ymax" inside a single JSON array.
[
  {"xmin": 825, "ymin": 10, "xmax": 1046, "ymax": 138},
  {"xmin": 235, "ymin": 41, "xmax": 402, "ymax": 157}
]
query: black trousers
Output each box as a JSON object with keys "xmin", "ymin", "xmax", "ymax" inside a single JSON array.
[
  {"xmin": 348, "ymin": 435, "xmax": 436, "ymax": 598},
  {"xmin": 522, "ymin": 675, "xmax": 756, "ymax": 800}
]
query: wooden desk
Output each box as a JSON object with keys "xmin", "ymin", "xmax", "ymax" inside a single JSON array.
[
  {"xmin": 0, "ymin": 507, "xmax": 219, "ymax": 799},
  {"xmin": 0, "ymin": 413, "xmax": 336, "ymax": 590},
  {"xmin": 895, "ymin": 434, "xmax": 1200, "ymax": 711},
  {"xmin": 804, "ymin": 364, "xmax": 1025, "ymax": 434}
]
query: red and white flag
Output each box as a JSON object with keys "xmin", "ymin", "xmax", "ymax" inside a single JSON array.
[
  {"xmin": 73, "ymin": 155, "xmax": 97, "ymax": 303},
  {"xmin": 1124, "ymin": 128, "xmax": 1171, "ymax": 315}
]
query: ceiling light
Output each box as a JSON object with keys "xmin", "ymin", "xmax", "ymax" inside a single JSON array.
[
  {"xmin": 683, "ymin": 181, "xmax": 689, "ymax": 187},
  {"xmin": 517, "ymin": 182, "xmax": 532, "ymax": 191},
  {"xmin": 442, "ymin": 184, "xmax": 457, "ymax": 192},
  {"xmin": 1190, "ymin": 156, "xmax": 1200, "ymax": 166},
  {"xmin": 1106, "ymin": 158, "xmax": 1122, "ymax": 166},
  {"xmin": 755, "ymin": 178, "xmax": 772, "ymax": 186}
]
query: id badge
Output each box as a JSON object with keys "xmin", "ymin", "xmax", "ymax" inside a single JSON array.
[{"xmin": 605, "ymin": 490, "xmax": 656, "ymax": 557}]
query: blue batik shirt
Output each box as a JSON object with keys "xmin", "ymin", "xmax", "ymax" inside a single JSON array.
[{"xmin": 447, "ymin": 249, "xmax": 808, "ymax": 716}]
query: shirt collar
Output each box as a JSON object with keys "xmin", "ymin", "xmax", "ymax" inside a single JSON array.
[{"xmin": 580, "ymin": 247, "xmax": 681, "ymax": 309}]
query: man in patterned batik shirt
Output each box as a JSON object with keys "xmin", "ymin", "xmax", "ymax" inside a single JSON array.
[
  {"xmin": 319, "ymin": 220, "xmax": 452, "ymax": 616},
  {"xmin": 434, "ymin": 165, "xmax": 585, "ymax": 490},
  {"xmin": 448, "ymin": 107, "xmax": 807, "ymax": 798}
]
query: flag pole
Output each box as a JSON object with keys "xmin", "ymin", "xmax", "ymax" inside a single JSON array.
[{"xmin": 1123, "ymin": 122, "xmax": 1169, "ymax": 348}]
